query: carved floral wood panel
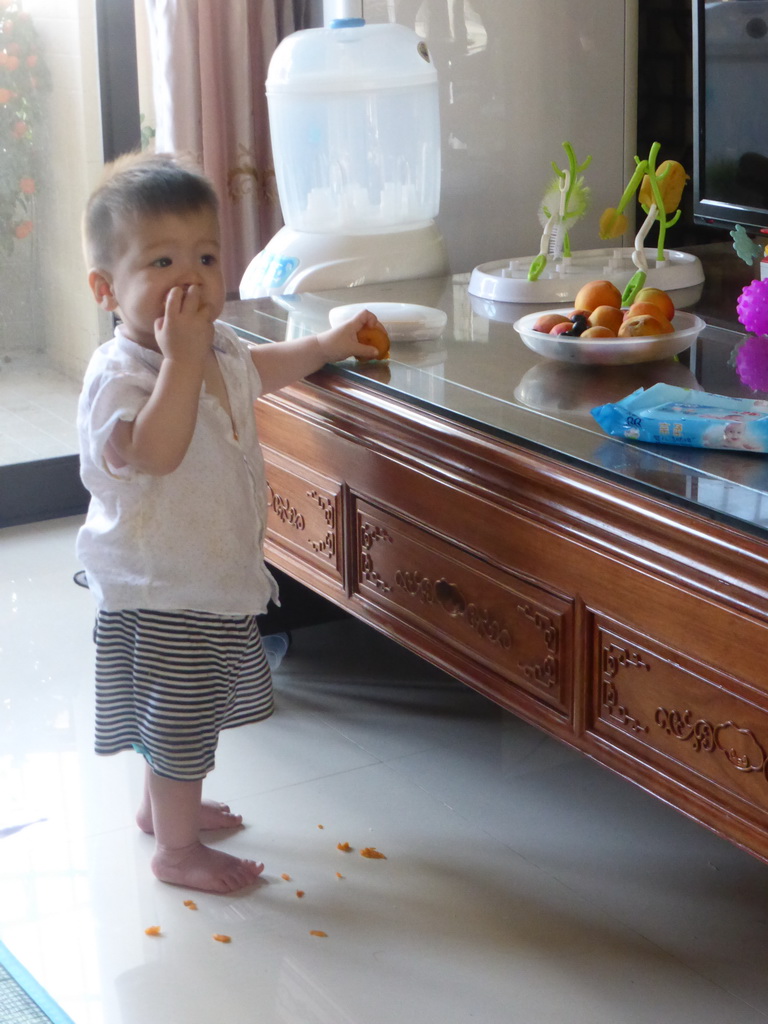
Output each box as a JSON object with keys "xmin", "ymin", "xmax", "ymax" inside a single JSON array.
[
  {"xmin": 263, "ymin": 453, "xmax": 343, "ymax": 584},
  {"xmin": 592, "ymin": 623, "xmax": 768, "ymax": 816},
  {"xmin": 354, "ymin": 502, "xmax": 572, "ymax": 713}
]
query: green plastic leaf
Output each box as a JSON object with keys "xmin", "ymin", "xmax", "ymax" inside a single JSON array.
[
  {"xmin": 528, "ymin": 253, "xmax": 547, "ymax": 282},
  {"xmin": 621, "ymin": 270, "xmax": 647, "ymax": 306}
]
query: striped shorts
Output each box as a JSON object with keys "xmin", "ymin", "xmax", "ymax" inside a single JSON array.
[{"xmin": 93, "ymin": 609, "xmax": 274, "ymax": 781}]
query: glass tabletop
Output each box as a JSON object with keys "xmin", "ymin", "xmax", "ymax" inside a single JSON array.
[{"xmin": 222, "ymin": 253, "xmax": 768, "ymax": 538}]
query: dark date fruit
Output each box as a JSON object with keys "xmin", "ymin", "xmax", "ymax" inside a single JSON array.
[{"xmin": 566, "ymin": 314, "xmax": 589, "ymax": 337}]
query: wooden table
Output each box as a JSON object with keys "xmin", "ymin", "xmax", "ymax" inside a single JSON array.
[{"xmin": 224, "ymin": 260, "xmax": 768, "ymax": 866}]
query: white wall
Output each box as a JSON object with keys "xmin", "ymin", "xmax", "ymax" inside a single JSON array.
[{"xmin": 363, "ymin": 0, "xmax": 638, "ymax": 274}]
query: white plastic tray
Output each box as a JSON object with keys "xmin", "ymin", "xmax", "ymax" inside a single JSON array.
[{"xmin": 469, "ymin": 247, "xmax": 704, "ymax": 305}]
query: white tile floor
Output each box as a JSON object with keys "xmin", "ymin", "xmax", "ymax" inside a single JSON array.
[
  {"xmin": 0, "ymin": 360, "xmax": 80, "ymax": 466},
  {"xmin": 3, "ymin": 516, "xmax": 768, "ymax": 1024}
]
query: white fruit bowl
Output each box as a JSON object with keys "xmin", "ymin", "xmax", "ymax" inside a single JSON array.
[{"xmin": 513, "ymin": 308, "xmax": 707, "ymax": 366}]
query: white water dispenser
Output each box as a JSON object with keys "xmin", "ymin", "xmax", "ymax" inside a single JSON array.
[{"xmin": 239, "ymin": 6, "xmax": 448, "ymax": 298}]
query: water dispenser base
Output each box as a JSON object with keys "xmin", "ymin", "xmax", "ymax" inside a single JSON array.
[{"xmin": 240, "ymin": 223, "xmax": 449, "ymax": 298}]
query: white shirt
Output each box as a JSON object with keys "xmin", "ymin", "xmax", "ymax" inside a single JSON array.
[{"xmin": 76, "ymin": 322, "xmax": 278, "ymax": 615}]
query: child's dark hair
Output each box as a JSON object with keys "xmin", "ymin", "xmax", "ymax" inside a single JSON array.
[{"xmin": 83, "ymin": 151, "xmax": 219, "ymax": 268}]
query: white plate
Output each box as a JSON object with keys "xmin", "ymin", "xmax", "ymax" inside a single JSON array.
[
  {"xmin": 513, "ymin": 308, "xmax": 707, "ymax": 365},
  {"xmin": 328, "ymin": 302, "xmax": 447, "ymax": 342}
]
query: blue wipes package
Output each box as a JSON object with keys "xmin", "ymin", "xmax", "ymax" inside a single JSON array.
[{"xmin": 591, "ymin": 383, "xmax": 768, "ymax": 453}]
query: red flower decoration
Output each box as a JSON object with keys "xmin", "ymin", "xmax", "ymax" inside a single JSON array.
[{"xmin": 0, "ymin": 3, "xmax": 50, "ymax": 253}]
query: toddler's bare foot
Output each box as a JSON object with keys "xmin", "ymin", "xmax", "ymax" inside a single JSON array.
[
  {"xmin": 198, "ymin": 800, "xmax": 243, "ymax": 831},
  {"xmin": 151, "ymin": 841, "xmax": 265, "ymax": 893},
  {"xmin": 137, "ymin": 799, "xmax": 243, "ymax": 835}
]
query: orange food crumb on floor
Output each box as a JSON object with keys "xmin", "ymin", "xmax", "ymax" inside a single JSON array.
[
  {"xmin": 296, "ymin": 890, "xmax": 305, "ymax": 898},
  {"xmin": 310, "ymin": 930, "xmax": 328, "ymax": 938},
  {"xmin": 335, "ymin": 872, "xmax": 344, "ymax": 879},
  {"xmin": 337, "ymin": 841, "xmax": 352, "ymax": 852},
  {"xmin": 144, "ymin": 926, "xmax": 161, "ymax": 936},
  {"xmin": 212, "ymin": 934, "xmax": 231, "ymax": 943},
  {"xmin": 317, "ymin": 824, "xmax": 324, "ymax": 829},
  {"xmin": 281, "ymin": 873, "xmax": 291, "ymax": 881},
  {"xmin": 183, "ymin": 900, "xmax": 197, "ymax": 910},
  {"xmin": 360, "ymin": 846, "xmax": 387, "ymax": 859}
]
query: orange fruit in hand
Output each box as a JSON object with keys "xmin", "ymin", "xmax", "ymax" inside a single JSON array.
[
  {"xmin": 356, "ymin": 323, "xmax": 390, "ymax": 362},
  {"xmin": 617, "ymin": 313, "xmax": 674, "ymax": 338},
  {"xmin": 573, "ymin": 279, "xmax": 622, "ymax": 314},
  {"xmin": 632, "ymin": 286, "xmax": 675, "ymax": 322}
]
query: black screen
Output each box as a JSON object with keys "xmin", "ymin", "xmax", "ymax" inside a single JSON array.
[{"xmin": 693, "ymin": 0, "xmax": 768, "ymax": 231}]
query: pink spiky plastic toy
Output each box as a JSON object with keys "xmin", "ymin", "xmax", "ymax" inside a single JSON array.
[
  {"xmin": 736, "ymin": 279, "xmax": 768, "ymax": 335},
  {"xmin": 735, "ymin": 334, "xmax": 768, "ymax": 392}
]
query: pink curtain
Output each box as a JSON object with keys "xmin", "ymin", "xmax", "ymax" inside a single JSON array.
[{"xmin": 145, "ymin": 0, "xmax": 295, "ymax": 294}]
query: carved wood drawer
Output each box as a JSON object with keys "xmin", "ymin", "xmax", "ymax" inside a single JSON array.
[
  {"xmin": 589, "ymin": 617, "xmax": 768, "ymax": 825},
  {"xmin": 263, "ymin": 447, "xmax": 343, "ymax": 586},
  {"xmin": 352, "ymin": 500, "xmax": 574, "ymax": 715}
]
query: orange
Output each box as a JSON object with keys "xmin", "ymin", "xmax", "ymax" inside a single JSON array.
[
  {"xmin": 617, "ymin": 313, "xmax": 674, "ymax": 338},
  {"xmin": 573, "ymin": 279, "xmax": 622, "ymax": 313},
  {"xmin": 355, "ymin": 323, "xmax": 390, "ymax": 362},
  {"xmin": 632, "ymin": 286, "xmax": 675, "ymax": 322},
  {"xmin": 624, "ymin": 303, "xmax": 675, "ymax": 334},
  {"xmin": 549, "ymin": 321, "xmax": 574, "ymax": 335},
  {"xmin": 588, "ymin": 305, "xmax": 624, "ymax": 335},
  {"xmin": 625, "ymin": 300, "xmax": 667, "ymax": 320},
  {"xmin": 532, "ymin": 313, "xmax": 570, "ymax": 334},
  {"xmin": 580, "ymin": 325, "xmax": 614, "ymax": 339}
]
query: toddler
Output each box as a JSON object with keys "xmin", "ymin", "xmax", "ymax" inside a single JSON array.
[{"xmin": 77, "ymin": 151, "xmax": 381, "ymax": 893}]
